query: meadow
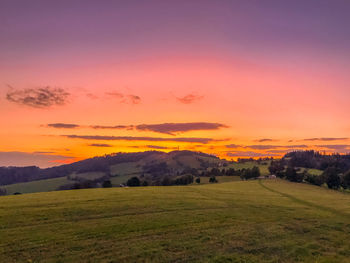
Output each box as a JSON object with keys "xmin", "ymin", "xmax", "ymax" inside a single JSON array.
[{"xmin": 0, "ymin": 179, "xmax": 349, "ymax": 262}]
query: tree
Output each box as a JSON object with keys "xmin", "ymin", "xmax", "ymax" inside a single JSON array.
[
  {"xmin": 239, "ymin": 167, "xmax": 260, "ymax": 180},
  {"xmin": 174, "ymin": 174, "xmax": 194, "ymax": 185},
  {"xmin": 285, "ymin": 167, "xmax": 303, "ymax": 182},
  {"xmin": 142, "ymin": 180, "xmax": 149, "ymax": 186},
  {"xmin": 251, "ymin": 166, "xmax": 261, "ymax": 178},
  {"xmin": 209, "ymin": 176, "xmax": 217, "ymax": 183},
  {"xmin": 268, "ymin": 160, "xmax": 285, "ymax": 177},
  {"xmin": 305, "ymin": 173, "xmax": 324, "ymax": 186},
  {"xmin": 226, "ymin": 168, "xmax": 235, "ymax": 176},
  {"xmin": 342, "ymin": 170, "xmax": 350, "ymax": 189},
  {"xmin": 210, "ymin": 168, "xmax": 221, "ymax": 176},
  {"xmin": 161, "ymin": 176, "xmax": 172, "ymax": 186},
  {"xmin": 127, "ymin": 177, "xmax": 140, "ymax": 187},
  {"xmin": 195, "ymin": 177, "xmax": 201, "ymax": 184},
  {"xmin": 323, "ymin": 167, "xmax": 341, "ymax": 189},
  {"xmin": 102, "ymin": 180, "xmax": 112, "ymax": 188}
]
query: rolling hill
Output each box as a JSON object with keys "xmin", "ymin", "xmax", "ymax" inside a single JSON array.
[
  {"xmin": 0, "ymin": 151, "xmax": 230, "ymax": 194},
  {"xmin": 0, "ymin": 150, "xmax": 273, "ymax": 195},
  {"xmin": 0, "ymin": 179, "xmax": 349, "ymax": 262}
]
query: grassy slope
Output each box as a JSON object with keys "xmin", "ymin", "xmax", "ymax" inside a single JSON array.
[
  {"xmin": 3, "ymin": 177, "xmax": 73, "ymax": 195},
  {"xmin": 197, "ymin": 176, "xmax": 241, "ymax": 184},
  {"xmin": 110, "ymin": 174, "xmax": 135, "ymax": 186},
  {"xmin": 0, "ymin": 180, "xmax": 349, "ymax": 262},
  {"xmin": 70, "ymin": 172, "xmax": 106, "ymax": 181},
  {"xmin": 110, "ymin": 162, "xmax": 142, "ymax": 176}
]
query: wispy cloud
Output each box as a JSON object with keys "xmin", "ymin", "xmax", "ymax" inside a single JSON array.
[
  {"xmin": 127, "ymin": 95, "xmax": 141, "ymax": 104},
  {"xmin": 146, "ymin": 145, "xmax": 172, "ymax": 149},
  {"xmin": 105, "ymin": 91, "xmax": 124, "ymax": 98},
  {"xmin": 304, "ymin": 137, "xmax": 348, "ymax": 141},
  {"xmin": 48, "ymin": 123, "xmax": 80, "ymax": 129},
  {"xmin": 105, "ymin": 91, "xmax": 141, "ymax": 104},
  {"xmin": 226, "ymin": 144, "xmax": 308, "ymax": 150},
  {"xmin": 226, "ymin": 144, "xmax": 242, "ymax": 149},
  {"xmin": 6, "ymin": 86, "xmax": 70, "ymax": 108},
  {"xmin": 254, "ymin": 138, "xmax": 278, "ymax": 143},
  {"xmin": 63, "ymin": 135, "xmax": 215, "ymax": 144},
  {"xmin": 227, "ymin": 151, "xmax": 280, "ymax": 157},
  {"xmin": 46, "ymin": 122, "xmax": 227, "ymax": 135},
  {"xmin": 248, "ymin": 145, "xmax": 308, "ymax": 150},
  {"xmin": 88, "ymin": 143, "xmax": 113, "ymax": 147},
  {"xmin": 90, "ymin": 125, "xmax": 133, "ymax": 130},
  {"xmin": 176, "ymin": 94, "xmax": 204, "ymax": 104},
  {"xmin": 317, "ymin": 145, "xmax": 350, "ymax": 152},
  {"xmin": 135, "ymin": 122, "xmax": 228, "ymax": 135},
  {"xmin": 0, "ymin": 151, "xmax": 74, "ymax": 168}
]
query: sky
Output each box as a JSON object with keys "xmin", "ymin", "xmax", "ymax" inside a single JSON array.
[{"xmin": 1, "ymin": 0, "xmax": 350, "ymax": 167}]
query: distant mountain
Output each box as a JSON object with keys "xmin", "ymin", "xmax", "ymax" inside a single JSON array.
[{"xmin": 0, "ymin": 151, "xmax": 222, "ymax": 186}]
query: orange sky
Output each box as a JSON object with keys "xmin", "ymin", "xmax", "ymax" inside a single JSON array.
[{"xmin": 1, "ymin": 1, "xmax": 350, "ymax": 167}]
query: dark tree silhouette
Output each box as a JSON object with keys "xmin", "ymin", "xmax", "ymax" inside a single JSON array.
[{"xmin": 127, "ymin": 177, "xmax": 141, "ymax": 187}]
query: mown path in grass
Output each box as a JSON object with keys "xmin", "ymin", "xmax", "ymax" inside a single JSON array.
[{"xmin": 259, "ymin": 179, "xmax": 350, "ymax": 219}]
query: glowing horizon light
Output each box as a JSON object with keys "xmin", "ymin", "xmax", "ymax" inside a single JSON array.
[{"xmin": 0, "ymin": 0, "xmax": 349, "ymax": 167}]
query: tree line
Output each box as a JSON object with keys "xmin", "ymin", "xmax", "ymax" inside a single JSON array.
[{"xmin": 268, "ymin": 151, "xmax": 350, "ymax": 190}]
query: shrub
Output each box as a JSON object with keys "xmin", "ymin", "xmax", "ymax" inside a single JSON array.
[
  {"xmin": 323, "ymin": 167, "xmax": 341, "ymax": 189},
  {"xmin": 305, "ymin": 173, "xmax": 324, "ymax": 186},
  {"xmin": 210, "ymin": 168, "xmax": 222, "ymax": 176},
  {"xmin": 161, "ymin": 176, "xmax": 172, "ymax": 186},
  {"xmin": 127, "ymin": 177, "xmax": 140, "ymax": 187},
  {"xmin": 209, "ymin": 176, "xmax": 217, "ymax": 183},
  {"xmin": 102, "ymin": 180, "xmax": 112, "ymax": 188},
  {"xmin": 195, "ymin": 177, "xmax": 201, "ymax": 184},
  {"xmin": 173, "ymin": 174, "xmax": 194, "ymax": 185},
  {"xmin": 285, "ymin": 167, "xmax": 304, "ymax": 182},
  {"xmin": 341, "ymin": 170, "xmax": 350, "ymax": 189},
  {"xmin": 226, "ymin": 168, "xmax": 235, "ymax": 176},
  {"xmin": 268, "ymin": 160, "xmax": 285, "ymax": 176}
]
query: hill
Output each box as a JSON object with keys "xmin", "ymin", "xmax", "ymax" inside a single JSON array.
[
  {"xmin": 1, "ymin": 151, "xmax": 229, "ymax": 194},
  {"xmin": 0, "ymin": 179, "xmax": 349, "ymax": 262},
  {"xmin": 0, "ymin": 151, "xmax": 220, "ymax": 183}
]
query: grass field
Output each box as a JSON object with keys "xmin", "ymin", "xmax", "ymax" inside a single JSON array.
[
  {"xmin": 197, "ymin": 176, "xmax": 241, "ymax": 184},
  {"xmin": 110, "ymin": 174, "xmax": 135, "ymax": 186},
  {"xmin": 3, "ymin": 177, "xmax": 73, "ymax": 195},
  {"xmin": 0, "ymin": 179, "xmax": 349, "ymax": 262},
  {"xmin": 70, "ymin": 172, "xmax": 107, "ymax": 181},
  {"xmin": 110, "ymin": 162, "xmax": 142, "ymax": 176}
]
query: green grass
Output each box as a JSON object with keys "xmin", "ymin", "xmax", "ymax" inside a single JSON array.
[
  {"xmin": 303, "ymin": 168, "xmax": 323, "ymax": 176},
  {"xmin": 110, "ymin": 162, "xmax": 142, "ymax": 176},
  {"xmin": 110, "ymin": 174, "xmax": 135, "ymax": 186},
  {"xmin": 0, "ymin": 179, "xmax": 349, "ymax": 262},
  {"xmin": 70, "ymin": 172, "xmax": 106, "ymax": 181},
  {"xmin": 3, "ymin": 177, "xmax": 73, "ymax": 195},
  {"xmin": 196, "ymin": 176, "xmax": 241, "ymax": 184}
]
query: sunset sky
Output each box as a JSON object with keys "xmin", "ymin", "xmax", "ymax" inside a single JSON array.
[{"xmin": 1, "ymin": 0, "xmax": 350, "ymax": 167}]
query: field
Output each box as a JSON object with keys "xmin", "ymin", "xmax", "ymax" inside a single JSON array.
[
  {"xmin": 0, "ymin": 179, "xmax": 349, "ymax": 262},
  {"xmin": 69, "ymin": 172, "xmax": 107, "ymax": 181},
  {"xmin": 197, "ymin": 176, "xmax": 241, "ymax": 184},
  {"xmin": 3, "ymin": 177, "xmax": 73, "ymax": 195}
]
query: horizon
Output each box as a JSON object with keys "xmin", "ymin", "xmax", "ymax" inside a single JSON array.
[{"xmin": 1, "ymin": 0, "xmax": 350, "ymax": 167}]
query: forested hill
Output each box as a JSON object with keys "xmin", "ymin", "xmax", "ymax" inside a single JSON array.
[
  {"xmin": 0, "ymin": 151, "xmax": 220, "ymax": 186},
  {"xmin": 284, "ymin": 150, "xmax": 350, "ymax": 172}
]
